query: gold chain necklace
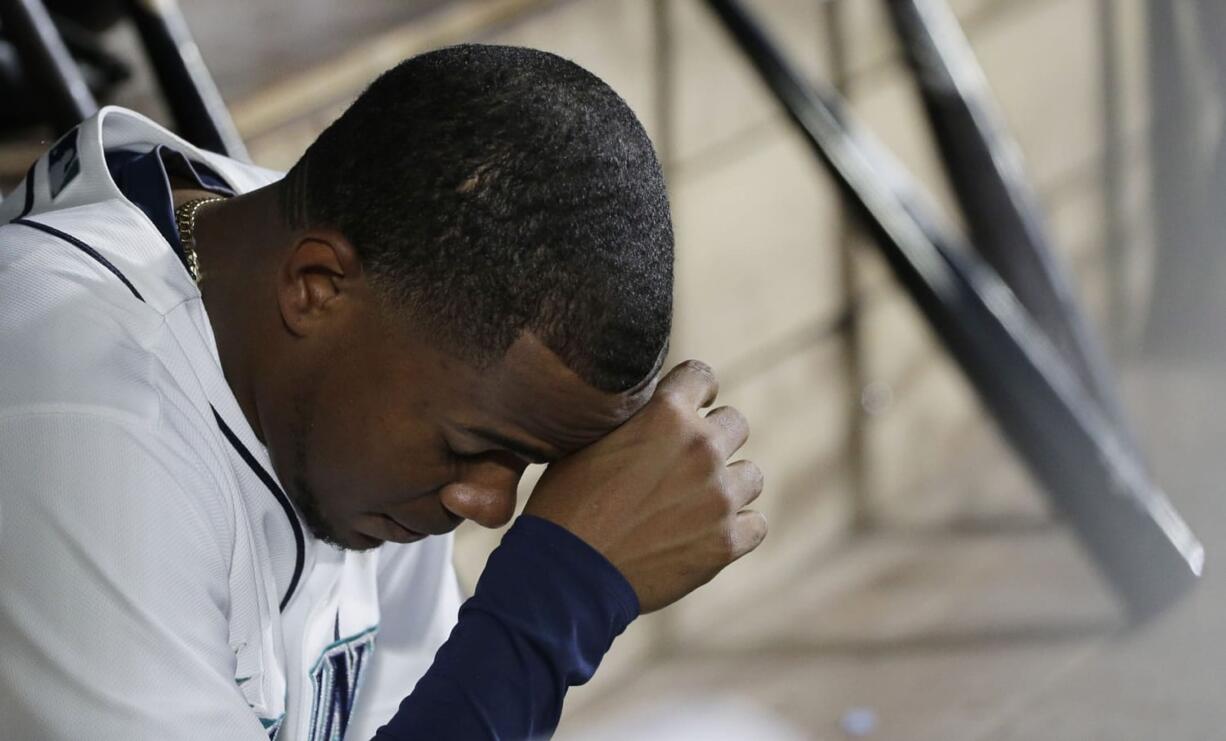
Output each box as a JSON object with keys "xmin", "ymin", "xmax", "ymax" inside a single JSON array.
[{"xmin": 174, "ymin": 196, "xmax": 226, "ymax": 284}]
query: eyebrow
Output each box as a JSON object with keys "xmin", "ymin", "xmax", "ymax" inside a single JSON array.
[{"xmin": 467, "ymin": 426, "xmax": 557, "ymax": 464}]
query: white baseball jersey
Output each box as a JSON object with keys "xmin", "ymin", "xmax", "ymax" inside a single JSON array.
[{"xmin": 0, "ymin": 107, "xmax": 462, "ymax": 740}]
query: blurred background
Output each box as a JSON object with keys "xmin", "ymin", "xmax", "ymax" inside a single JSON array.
[{"xmin": 3, "ymin": 1, "xmax": 1225, "ymax": 738}]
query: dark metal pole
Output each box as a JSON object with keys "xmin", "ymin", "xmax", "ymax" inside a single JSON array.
[
  {"xmin": 704, "ymin": 0, "xmax": 1203, "ymax": 622},
  {"xmin": 883, "ymin": 0, "xmax": 1127, "ymax": 432},
  {"xmin": 124, "ymin": 0, "xmax": 249, "ymax": 160},
  {"xmin": 1142, "ymin": 0, "xmax": 1212, "ymax": 357},
  {"xmin": 822, "ymin": 0, "xmax": 872, "ymax": 532},
  {"xmin": 0, "ymin": 0, "xmax": 96, "ymax": 134},
  {"xmin": 652, "ymin": 0, "xmax": 674, "ymax": 180},
  {"xmin": 1097, "ymin": 0, "xmax": 1127, "ymax": 358},
  {"xmin": 1194, "ymin": 0, "xmax": 1226, "ymax": 91},
  {"xmin": 1191, "ymin": 0, "xmax": 1226, "ymax": 337}
]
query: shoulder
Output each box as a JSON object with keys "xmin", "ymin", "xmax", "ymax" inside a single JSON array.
[
  {"xmin": 0, "ymin": 410, "xmax": 234, "ymax": 578},
  {"xmin": 0, "ymin": 215, "xmax": 175, "ymax": 423},
  {"xmin": 0, "ymin": 408, "xmax": 273, "ymax": 740},
  {"xmin": 0, "ymin": 233, "xmax": 237, "ymax": 549}
]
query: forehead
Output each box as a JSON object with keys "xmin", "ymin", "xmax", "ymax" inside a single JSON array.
[
  {"xmin": 433, "ymin": 333, "xmax": 655, "ymax": 456},
  {"xmin": 480, "ymin": 334, "xmax": 655, "ymax": 452}
]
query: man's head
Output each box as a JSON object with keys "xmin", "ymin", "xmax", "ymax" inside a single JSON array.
[{"xmin": 232, "ymin": 44, "xmax": 672, "ymax": 550}]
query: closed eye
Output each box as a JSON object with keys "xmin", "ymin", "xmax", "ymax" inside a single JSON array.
[
  {"xmin": 442, "ymin": 428, "xmax": 554, "ymax": 466},
  {"xmin": 464, "ymin": 427, "xmax": 555, "ymax": 465},
  {"xmin": 443, "ymin": 443, "xmax": 484, "ymax": 463}
]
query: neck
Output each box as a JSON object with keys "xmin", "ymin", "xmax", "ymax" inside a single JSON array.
[{"xmin": 182, "ymin": 183, "xmax": 286, "ymax": 445}]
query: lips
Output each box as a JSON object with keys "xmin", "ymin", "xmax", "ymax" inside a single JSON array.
[{"xmin": 352, "ymin": 513, "xmax": 428, "ymax": 545}]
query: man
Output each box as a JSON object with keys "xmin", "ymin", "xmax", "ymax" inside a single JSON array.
[{"xmin": 0, "ymin": 44, "xmax": 765, "ymax": 739}]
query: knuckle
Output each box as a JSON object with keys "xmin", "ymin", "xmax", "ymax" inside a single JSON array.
[
  {"xmin": 681, "ymin": 358, "xmax": 716, "ymax": 379},
  {"xmin": 655, "ymin": 389, "xmax": 690, "ymax": 419},
  {"xmin": 748, "ymin": 511, "xmax": 769, "ymax": 544},
  {"xmin": 688, "ymin": 432, "xmax": 723, "ymax": 462},
  {"xmin": 744, "ymin": 460, "xmax": 765, "ymax": 489},
  {"xmin": 717, "ymin": 526, "xmax": 740, "ymax": 562},
  {"xmin": 711, "ymin": 405, "xmax": 747, "ymax": 434},
  {"xmin": 726, "ymin": 405, "xmax": 747, "ymax": 429},
  {"xmin": 723, "ymin": 513, "xmax": 767, "ymax": 561},
  {"xmin": 710, "ymin": 480, "xmax": 739, "ymax": 516}
]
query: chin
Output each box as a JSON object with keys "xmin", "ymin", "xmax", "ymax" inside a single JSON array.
[
  {"xmin": 322, "ymin": 528, "xmax": 386, "ymax": 552},
  {"xmin": 301, "ymin": 515, "xmax": 376, "ymax": 552},
  {"xmin": 342, "ymin": 533, "xmax": 388, "ymax": 552}
]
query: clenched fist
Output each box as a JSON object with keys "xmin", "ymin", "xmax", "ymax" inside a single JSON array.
[{"xmin": 524, "ymin": 360, "xmax": 767, "ymax": 613}]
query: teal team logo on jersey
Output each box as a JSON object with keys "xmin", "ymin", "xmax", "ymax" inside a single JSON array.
[
  {"xmin": 304, "ymin": 621, "xmax": 378, "ymax": 741},
  {"xmin": 260, "ymin": 712, "xmax": 285, "ymax": 739},
  {"xmin": 47, "ymin": 128, "xmax": 80, "ymax": 199}
]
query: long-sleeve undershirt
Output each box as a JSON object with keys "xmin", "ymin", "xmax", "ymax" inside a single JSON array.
[{"xmin": 375, "ymin": 515, "xmax": 639, "ymax": 740}]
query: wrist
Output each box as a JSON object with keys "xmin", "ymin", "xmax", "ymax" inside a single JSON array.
[{"xmin": 491, "ymin": 515, "xmax": 641, "ymax": 626}]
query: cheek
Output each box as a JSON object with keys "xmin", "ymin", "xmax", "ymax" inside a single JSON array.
[{"xmin": 311, "ymin": 402, "xmax": 450, "ymax": 510}]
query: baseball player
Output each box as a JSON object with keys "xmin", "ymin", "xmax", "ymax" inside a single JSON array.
[{"xmin": 0, "ymin": 44, "xmax": 766, "ymax": 739}]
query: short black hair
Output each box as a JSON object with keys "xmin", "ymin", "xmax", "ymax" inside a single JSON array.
[{"xmin": 280, "ymin": 44, "xmax": 673, "ymax": 392}]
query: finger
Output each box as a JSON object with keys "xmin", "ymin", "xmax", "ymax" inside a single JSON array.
[
  {"xmin": 730, "ymin": 509, "xmax": 768, "ymax": 561},
  {"xmin": 655, "ymin": 359, "xmax": 719, "ymax": 410},
  {"xmin": 725, "ymin": 459, "xmax": 764, "ymax": 509},
  {"xmin": 705, "ymin": 405, "xmax": 749, "ymax": 459}
]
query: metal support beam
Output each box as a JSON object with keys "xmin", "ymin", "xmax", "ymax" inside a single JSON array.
[
  {"xmin": 883, "ymin": 0, "xmax": 1127, "ymax": 433},
  {"xmin": 125, "ymin": 0, "xmax": 248, "ymax": 160},
  {"xmin": 1142, "ymin": 0, "xmax": 1214, "ymax": 357},
  {"xmin": 704, "ymin": 0, "xmax": 1203, "ymax": 622},
  {"xmin": 1097, "ymin": 0, "xmax": 1128, "ymax": 358},
  {"xmin": 822, "ymin": 0, "xmax": 872, "ymax": 532},
  {"xmin": 0, "ymin": 0, "xmax": 96, "ymax": 134}
]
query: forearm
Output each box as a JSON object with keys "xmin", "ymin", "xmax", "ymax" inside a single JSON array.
[{"xmin": 373, "ymin": 515, "xmax": 638, "ymax": 741}]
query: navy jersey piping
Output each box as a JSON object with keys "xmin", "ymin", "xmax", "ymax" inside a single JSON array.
[
  {"xmin": 211, "ymin": 406, "xmax": 305, "ymax": 611},
  {"xmin": 12, "ymin": 218, "xmax": 146, "ymax": 302},
  {"xmin": 18, "ymin": 162, "xmax": 35, "ymax": 218}
]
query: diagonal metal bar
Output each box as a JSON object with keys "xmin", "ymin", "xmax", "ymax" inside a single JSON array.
[
  {"xmin": 883, "ymin": 0, "xmax": 1128, "ymax": 434},
  {"xmin": 124, "ymin": 0, "xmax": 249, "ymax": 161},
  {"xmin": 703, "ymin": 0, "xmax": 1203, "ymax": 621},
  {"xmin": 0, "ymin": 0, "xmax": 97, "ymax": 134}
]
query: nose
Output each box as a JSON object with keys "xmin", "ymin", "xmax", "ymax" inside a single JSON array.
[{"xmin": 438, "ymin": 454, "xmax": 526, "ymax": 529}]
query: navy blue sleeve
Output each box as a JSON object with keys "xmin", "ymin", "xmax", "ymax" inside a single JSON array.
[{"xmin": 372, "ymin": 515, "xmax": 640, "ymax": 741}]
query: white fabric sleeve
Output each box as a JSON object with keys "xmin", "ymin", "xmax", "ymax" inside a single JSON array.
[
  {"xmin": 0, "ymin": 412, "xmax": 270, "ymax": 740},
  {"xmin": 345, "ymin": 534, "xmax": 464, "ymax": 741}
]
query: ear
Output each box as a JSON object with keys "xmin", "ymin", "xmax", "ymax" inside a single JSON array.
[{"xmin": 276, "ymin": 228, "xmax": 366, "ymax": 338}]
